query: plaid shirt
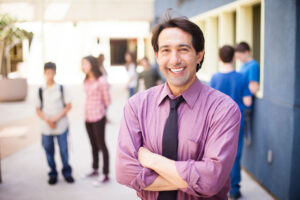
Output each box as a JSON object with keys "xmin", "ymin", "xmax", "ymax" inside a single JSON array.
[{"xmin": 84, "ymin": 77, "xmax": 111, "ymax": 122}]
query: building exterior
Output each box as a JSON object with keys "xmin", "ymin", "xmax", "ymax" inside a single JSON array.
[
  {"xmin": 153, "ymin": 0, "xmax": 299, "ymax": 199},
  {"xmin": 0, "ymin": 0, "xmax": 154, "ymax": 84}
]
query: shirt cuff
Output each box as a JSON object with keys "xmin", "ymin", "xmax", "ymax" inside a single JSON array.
[
  {"xmin": 130, "ymin": 167, "xmax": 158, "ymax": 192},
  {"xmin": 176, "ymin": 160, "xmax": 201, "ymax": 197}
]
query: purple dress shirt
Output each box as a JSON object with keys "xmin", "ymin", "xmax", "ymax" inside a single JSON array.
[{"xmin": 116, "ymin": 78, "xmax": 241, "ymax": 200}]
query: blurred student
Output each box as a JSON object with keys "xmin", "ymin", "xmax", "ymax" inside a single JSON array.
[
  {"xmin": 124, "ymin": 52, "xmax": 138, "ymax": 97},
  {"xmin": 36, "ymin": 62, "xmax": 74, "ymax": 185},
  {"xmin": 137, "ymin": 57, "xmax": 162, "ymax": 90},
  {"xmin": 81, "ymin": 56, "xmax": 111, "ymax": 184},
  {"xmin": 235, "ymin": 42, "xmax": 260, "ymax": 145},
  {"xmin": 235, "ymin": 42, "xmax": 260, "ymax": 95},
  {"xmin": 97, "ymin": 53, "xmax": 108, "ymax": 77},
  {"xmin": 210, "ymin": 45, "xmax": 252, "ymax": 199}
]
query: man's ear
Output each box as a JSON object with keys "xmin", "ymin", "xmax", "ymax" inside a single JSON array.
[
  {"xmin": 154, "ymin": 52, "xmax": 159, "ymax": 62},
  {"xmin": 196, "ymin": 50, "xmax": 205, "ymax": 63}
]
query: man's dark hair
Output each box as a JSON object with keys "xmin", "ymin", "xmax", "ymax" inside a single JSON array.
[
  {"xmin": 219, "ymin": 45, "xmax": 235, "ymax": 63},
  {"xmin": 44, "ymin": 62, "xmax": 56, "ymax": 71},
  {"xmin": 151, "ymin": 15, "xmax": 205, "ymax": 72},
  {"xmin": 83, "ymin": 55, "xmax": 102, "ymax": 80},
  {"xmin": 235, "ymin": 42, "xmax": 250, "ymax": 52}
]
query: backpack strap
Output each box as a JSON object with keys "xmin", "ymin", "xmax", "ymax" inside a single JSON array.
[
  {"xmin": 38, "ymin": 87, "xmax": 43, "ymax": 110},
  {"xmin": 60, "ymin": 85, "xmax": 66, "ymax": 107}
]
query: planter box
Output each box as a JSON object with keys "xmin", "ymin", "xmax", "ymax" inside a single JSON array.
[{"xmin": 0, "ymin": 78, "xmax": 27, "ymax": 102}]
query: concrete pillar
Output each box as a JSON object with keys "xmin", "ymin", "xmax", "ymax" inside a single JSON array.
[
  {"xmin": 137, "ymin": 37, "xmax": 145, "ymax": 61},
  {"xmin": 205, "ymin": 17, "xmax": 218, "ymax": 76},
  {"xmin": 219, "ymin": 12, "xmax": 234, "ymax": 46}
]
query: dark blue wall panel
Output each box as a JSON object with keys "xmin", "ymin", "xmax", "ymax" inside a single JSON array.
[{"xmin": 290, "ymin": 0, "xmax": 300, "ymax": 199}]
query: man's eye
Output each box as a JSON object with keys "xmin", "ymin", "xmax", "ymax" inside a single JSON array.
[
  {"xmin": 161, "ymin": 49, "xmax": 169, "ymax": 53},
  {"xmin": 180, "ymin": 48, "xmax": 188, "ymax": 52}
]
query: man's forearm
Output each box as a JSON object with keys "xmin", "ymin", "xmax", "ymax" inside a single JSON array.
[
  {"xmin": 138, "ymin": 147, "xmax": 188, "ymax": 189},
  {"xmin": 54, "ymin": 103, "xmax": 71, "ymax": 121},
  {"xmin": 150, "ymin": 154, "xmax": 188, "ymax": 189},
  {"xmin": 144, "ymin": 176, "xmax": 179, "ymax": 191},
  {"xmin": 36, "ymin": 108, "xmax": 47, "ymax": 121}
]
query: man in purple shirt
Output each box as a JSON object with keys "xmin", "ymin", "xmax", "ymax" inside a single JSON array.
[{"xmin": 116, "ymin": 16, "xmax": 241, "ymax": 200}]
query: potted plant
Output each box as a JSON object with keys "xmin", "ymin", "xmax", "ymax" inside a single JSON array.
[{"xmin": 0, "ymin": 14, "xmax": 33, "ymax": 102}]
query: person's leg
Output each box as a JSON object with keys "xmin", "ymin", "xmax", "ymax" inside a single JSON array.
[
  {"xmin": 56, "ymin": 129, "xmax": 72, "ymax": 179},
  {"xmin": 85, "ymin": 122, "xmax": 99, "ymax": 171},
  {"xmin": 230, "ymin": 119, "xmax": 245, "ymax": 197},
  {"xmin": 94, "ymin": 117, "xmax": 109, "ymax": 176},
  {"xmin": 244, "ymin": 108, "xmax": 252, "ymax": 146},
  {"xmin": 42, "ymin": 134, "xmax": 57, "ymax": 179}
]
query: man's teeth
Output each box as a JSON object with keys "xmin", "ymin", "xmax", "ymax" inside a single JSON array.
[{"xmin": 170, "ymin": 68, "xmax": 184, "ymax": 73}]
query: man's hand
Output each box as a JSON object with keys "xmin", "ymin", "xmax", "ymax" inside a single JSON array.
[
  {"xmin": 138, "ymin": 147, "xmax": 188, "ymax": 189},
  {"xmin": 46, "ymin": 118, "xmax": 56, "ymax": 129},
  {"xmin": 49, "ymin": 115, "xmax": 60, "ymax": 123},
  {"xmin": 138, "ymin": 147, "xmax": 157, "ymax": 168}
]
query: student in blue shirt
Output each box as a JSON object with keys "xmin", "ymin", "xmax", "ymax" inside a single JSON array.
[
  {"xmin": 235, "ymin": 42, "xmax": 260, "ymax": 145},
  {"xmin": 235, "ymin": 42, "xmax": 260, "ymax": 95},
  {"xmin": 210, "ymin": 45, "xmax": 252, "ymax": 200}
]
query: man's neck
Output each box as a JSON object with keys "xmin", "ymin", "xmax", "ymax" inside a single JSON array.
[
  {"xmin": 244, "ymin": 56, "xmax": 253, "ymax": 63},
  {"xmin": 219, "ymin": 63, "xmax": 235, "ymax": 73},
  {"xmin": 46, "ymin": 80, "xmax": 55, "ymax": 87},
  {"xmin": 168, "ymin": 75, "xmax": 196, "ymax": 97}
]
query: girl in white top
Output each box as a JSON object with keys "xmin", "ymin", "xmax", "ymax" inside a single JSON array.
[{"xmin": 124, "ymin": 52, "xmax": 137, "ymax": 97}]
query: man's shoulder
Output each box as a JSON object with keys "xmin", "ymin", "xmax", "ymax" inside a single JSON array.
[
  {"xmin": 127, "ymin": 84, "xmax": 164, "ymax": 107},
  {"xmin": 246, "ymin": 59, "xmax": 259, "ymax": 69},
  {"xmin": 234, "ymin": 71, "xmax": 246, "ymax": 79},
  {"xmin": 211, "ymin": 72, "xmax": 221, "ymax": 80}
]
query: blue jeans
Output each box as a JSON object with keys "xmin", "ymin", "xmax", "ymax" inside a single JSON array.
[
  {"xmin": 42, "ymin": 129, "xmax": 72, "ymax": 178},
  {"xmin": 230, "ymin": 118, "xmax": 244, "ymax": 196}
]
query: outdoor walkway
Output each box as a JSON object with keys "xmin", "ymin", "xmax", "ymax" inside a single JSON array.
[{"xmin": 0, "ymin": 84, "xmax": 274, "ymax": 200}]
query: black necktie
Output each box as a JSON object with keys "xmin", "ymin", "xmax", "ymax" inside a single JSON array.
[{"xmin": 158, "ymin": 96, "xmax": 184, "ymax": 200}]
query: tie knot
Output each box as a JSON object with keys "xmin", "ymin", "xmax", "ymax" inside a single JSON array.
[{"xmin": 170, "ymin": 96, "xmax": 184, "ymax": 110}]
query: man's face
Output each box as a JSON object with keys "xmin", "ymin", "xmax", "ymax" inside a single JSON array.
[
  {"xmin": 235, "ymin": 51, "xmax": 250, "ymax": 63},
  {"xmin": 44, "ymin": 69, "xmax": 55, "ymax": 83},
  {"xmin": 155, "ymin": 27, "xmax": 203, "ymax": 91}
]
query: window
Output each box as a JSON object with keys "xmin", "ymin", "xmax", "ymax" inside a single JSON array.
[{"xmin": 110, "ymin": 39, "xmax": 137, "ymax": 66}]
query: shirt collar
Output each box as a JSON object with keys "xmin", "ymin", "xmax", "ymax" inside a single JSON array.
[{"xmin": 157, "ymin": 78, "xmax": 202, "ymax": 109}]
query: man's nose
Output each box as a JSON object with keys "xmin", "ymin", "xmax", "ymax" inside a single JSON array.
[{"xmin": 169, "ymin": 51, "xmax": 181, "ymax": 66}]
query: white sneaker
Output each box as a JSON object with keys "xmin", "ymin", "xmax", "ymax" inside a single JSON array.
[{"xmin": 81, "ymin": 170, "xmax": 99, "ymax": 179}]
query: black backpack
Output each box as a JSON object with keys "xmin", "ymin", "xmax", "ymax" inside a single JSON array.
[{"xmin": 38, "ymin": 85, "xmax": 66, "ymax": 110}]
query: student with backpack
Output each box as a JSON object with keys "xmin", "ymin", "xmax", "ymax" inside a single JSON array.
[
  {"xmin": 36, "ymin": 62, "xmax": 74, "ymax": 185},
  {"xmin": 81, "ymin": 56, "xmax": 111, "ymax": 185},
  {"xmin": 210, "ymin": 45, "xmax": 252, "ymax": 199}
]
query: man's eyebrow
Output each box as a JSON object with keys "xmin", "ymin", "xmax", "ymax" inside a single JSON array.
[
  {"xmin": 159, "ymin": 44, "xmax": 192, "ymax": 49},
  {"xmin": 178, "ymin": 44, "xmax": 192, "ymax": 49},
  {"xmin": 159, "ymin": 45, "xmax": 169, "ymax": 49}
]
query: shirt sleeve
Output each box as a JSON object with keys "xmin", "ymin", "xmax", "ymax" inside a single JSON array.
[
  {"xmin": 249, "ymin": 62, "xmax": 260, "ymax": 82},
  {"xmin": 115, "ymin": 100, "xmax": 158, "ymax": 192},
  {"xmin": 99, "ymin": 78, "xmax": 111, "ymax": 108},
  {"xmin": 243, "ymin": 77, "xmax": 252, "ymax": 97},
  {"xmin": 63, "ymin": 86, "xmax": 72, "ymax": 104},
  {"xmin": 175, "ymin": 99, "xmax": 241, "ymax": 197}
]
